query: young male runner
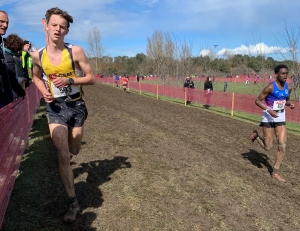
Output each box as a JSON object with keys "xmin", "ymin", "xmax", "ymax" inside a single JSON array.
[
  {"xmin": 250, "ymin": 64, "xmax": 294, "ymax": 183},
  {"xmin": 32, "ymin": 7, "xmax": 95, "ymax": 223}
]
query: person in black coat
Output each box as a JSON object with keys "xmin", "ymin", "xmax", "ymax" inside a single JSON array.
[
  {"xmin": 0, "ymin": 10, "xmax": 13, "ymax": 108},
  {"xmin": 204, "ymin": 77, "xmax": 213, "ymax": 108},
  {"xmin": 4, "ymin": 33, "xmax": 26, "ymax": 100},
  {"xmin": 183, "ymin": 76, "xmax": 194, "ymax": 105}
]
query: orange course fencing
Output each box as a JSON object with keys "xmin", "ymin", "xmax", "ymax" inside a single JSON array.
[
  {"xmin": 97, "ymin": 76, "xmax": 300, "ymax": 124},
  {"xmin": 0, "ymin": 84, "xmax": 41, "ymax": 228},
  {"xmin": 117, "ymin": 74, "xmax": 293, "ymax": 85}
]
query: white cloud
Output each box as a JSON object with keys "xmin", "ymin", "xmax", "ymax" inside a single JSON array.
[
  {"xmin": 200, "ymin": 43, "xmax": 288, "ymax": 57},
  {"xmin": 220, "ymin": 43, "xmax": 287, "ymax": 56},
  {"xmin": 200, "ymin": 49, "xmax": 212, "ymax": 57}
]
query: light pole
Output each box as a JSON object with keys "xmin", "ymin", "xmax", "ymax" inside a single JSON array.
[{"xmin": 214, "ymin": 45, "xmax": 218, "ymax": 59}]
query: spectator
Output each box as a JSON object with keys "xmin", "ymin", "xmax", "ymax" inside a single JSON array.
[
  {"xmin": 4, "ymin": 33, "xmax": 26, "ymax": 100},
  {"xmin": 137, "ymin": 73, "xmax": 140, "ymax": 82},
  {"xmin": 204, "ymin": 77, "xmax": 213, "ymax": 108},
  {"xmin": 22, "ymin": 40, "xmax": 32, "ymax": 87},
  {"xmin": 183, "ymin": 76, "xmax": 194, "ymax": 105},
  {"xmin": 0, "ymin": 10, "xmax": 13, "ymax": 108},
  {"xmin": 224, "ymin": 81, "xmax": 228, "ymax": 92}
]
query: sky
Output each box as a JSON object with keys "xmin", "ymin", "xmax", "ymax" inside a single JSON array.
[{"xmin": 1, "ymin": 0, "xmax": 299, "ymax": 59}]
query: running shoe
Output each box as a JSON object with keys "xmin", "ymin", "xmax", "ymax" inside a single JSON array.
[
  {"xmin": 63, "ymin": 200, "xmax": 80, "ymax": 223},
  {"xmin": 250, "ymin": 130, "xmax": 258, "ymax": 143}
]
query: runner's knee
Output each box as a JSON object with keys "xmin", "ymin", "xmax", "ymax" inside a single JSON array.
[
  {"xmin": 278, "ymin": 141, "xmax": 286, "ymax": 153},
  {"xmin": 69, "ymin": 144, "xmax": 81, "ymax": 155}
]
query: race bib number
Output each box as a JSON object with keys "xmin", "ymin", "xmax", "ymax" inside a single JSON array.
[
  {"xmin": 51, "ymin": 82, "xmax": 79, "ymax": 98},
  {"xmin": 272, "ymin": 100, "xmax": 286, "ymax": 110},
  {"xmin": 48, "ymin": 74, "xmax": 80, "ymax": 98}
]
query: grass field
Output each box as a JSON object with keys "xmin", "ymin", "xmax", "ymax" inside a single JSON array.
[{"xmin": 145, "ymin": 78, "xmax": 298, "ymax": 101}]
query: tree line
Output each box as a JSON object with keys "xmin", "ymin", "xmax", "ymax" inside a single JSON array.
[
  {"xmin": 87, "ymin": 29, "xmax": 298, "ymax": 79},
  {"xmin": 87, "ymin": 27, "xmax": 300, "ymax": 99}
]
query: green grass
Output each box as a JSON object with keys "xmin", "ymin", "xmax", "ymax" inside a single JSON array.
[
  {"xmin": 144, "ymin": 78, "xmax": 267, "ymax": 96},
  {"xmin": 141, "ymin": 78, "xmax": 300, "ymax": 100},
  {"xmin": 129, "ymin": 88, "xmax": 300, "ymax": 136}
]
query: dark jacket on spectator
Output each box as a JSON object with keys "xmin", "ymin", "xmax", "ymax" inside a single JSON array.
[
  {"xmin": 0, "ymin": 35, "xmax": 13, "ymax": 108},
  {"xmin": 5, "ymin": 48, "xmax": 26, "ymax": 98},
  {"xmin": 204, "ymin": 81, "xmax": 213, "ymax": 91},
  {"xmin": 184, "ymin": 79, "xmax": 195, "ymax": 88}
]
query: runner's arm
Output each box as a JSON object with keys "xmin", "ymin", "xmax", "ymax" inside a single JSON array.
[
  {"xmin": 285, "ymin": 85, "xmax": 295, "ymax": 109},
  {"xmin": 72, "ymin": 46, "xmax": 95, "ymax": 85},
  {"xmin": 31, "ymin": 51, "xmax": 53, "ymax": 103},
  {"xmin": 255, "ymin": 84, "xmax": 273, "ymax": 110}
]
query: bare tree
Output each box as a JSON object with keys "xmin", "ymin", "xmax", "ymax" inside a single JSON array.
[
  {"xmin": 178, "ymin": 38, "xmax": 194, "ymax": 77},
  {"xmin": 146, "ymin": 31, "xmax": 165, "ymax": 77},
  {"xmin": 86, "ymin": 27, "xmax": 105, "ymax": 74},
  {"xmin": 162, "ymin": 32, "xmax": 176, "ymax": 77},
  {"xmin": 147, "ymin": 31, "xmax": 195, "ymax": 79},
  {"xmin": 274, "ymin": 20, "xmax": 300, "ymax": 100}
]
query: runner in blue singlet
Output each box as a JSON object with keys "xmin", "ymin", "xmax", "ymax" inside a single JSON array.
[{"xmin": 250, "ymin": 64, "xmax": 294, "ymax": 183}]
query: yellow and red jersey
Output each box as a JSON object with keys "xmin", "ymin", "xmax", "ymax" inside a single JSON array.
[{"xmin": 122, "ymin": 77, "xmax": 128, "ymax": 85}]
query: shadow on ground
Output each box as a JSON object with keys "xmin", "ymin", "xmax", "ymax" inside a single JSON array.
[{"xmin": 241, "ymin": 149, "xmax": 273, "ymax": 174}]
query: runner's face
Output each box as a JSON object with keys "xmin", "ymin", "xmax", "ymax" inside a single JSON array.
[
  {"xmin": 0, "ymin": 12, "xmax": 9, "ymax": 35},
  {"xmin": 46, "ymin": 15, "xmax": 68, "ymax": 42},
  {"xmin": 276, "ymin": 68, "xmax": 288, "ymax": 83}
]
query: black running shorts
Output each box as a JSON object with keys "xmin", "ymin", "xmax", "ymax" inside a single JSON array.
[
  {"xmin": 46, "ymin": 98, "xmax": 88, "ymax": 128},
  {"xmin": 259, "ymin": 121, "xmax": 286, "ymax": 128}
]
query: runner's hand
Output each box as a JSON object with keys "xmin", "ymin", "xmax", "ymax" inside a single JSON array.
[
  {"xmin": 268, "ymin": 110, "xmax": 278, "ymax": 118},
  {"xmin": 43, "ymin": 90, "xmax": 54, "ymax": 103},
  {"xmin": 290, "ymin": 104, "xmax": 295, "ymax": 110},
  {"xmin": 52, "ymin": 76, "xmax": 68, "ymax": 88}
]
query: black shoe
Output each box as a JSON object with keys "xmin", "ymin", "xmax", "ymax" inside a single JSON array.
[{"xmin": 63, "ymin": 200, "xmax": 80, "ymax": 223}]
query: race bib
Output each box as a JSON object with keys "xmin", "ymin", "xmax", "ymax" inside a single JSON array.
[
  {"xmin": 48, "ymin": 74, "xmax": 80, "ymax": 98},
  {"xmin": 51, "ymin": 82, "xmax": 79, "ymax": 98},
  {"xmin": 272, "ymin": 100, "xmax": 286, "ymax": 110}
]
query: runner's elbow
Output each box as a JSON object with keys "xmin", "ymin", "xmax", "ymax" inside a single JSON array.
[{"xmin": 90, "ymin": 77, "xmax": 96, "ymax": 85}]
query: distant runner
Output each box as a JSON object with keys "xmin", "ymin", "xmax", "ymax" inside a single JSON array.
[{"xmin": 121, "ymin": 75, "xmax": 128, "ymax": 92}]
